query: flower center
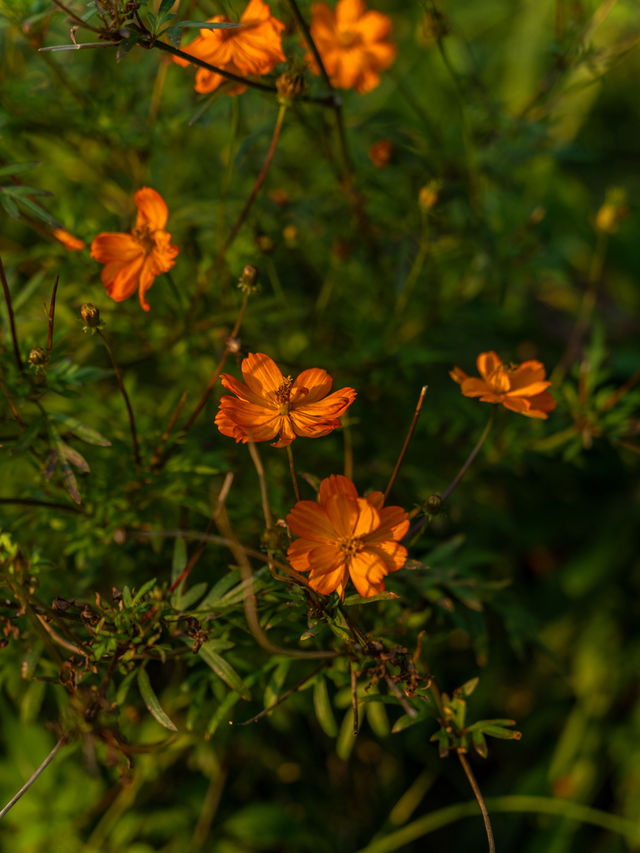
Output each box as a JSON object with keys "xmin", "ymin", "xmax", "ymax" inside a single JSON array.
[
  {"xmin": 132, "ymin": 225, "xmax": 156, "ymax": 254},
  {"xmin": 337, "ymin": 29, "xmax": 363, "ymax": 49},
  {"xmin": 339, "ymin": 537, "xmax": 363, "ymax": 560},
  {"xmin": 487, "ymin": 365, "xmax": 511, "ymax": 395},
  {"xmin": 275, "ymin": 376, "xmax": 294, "ymax": 413}
]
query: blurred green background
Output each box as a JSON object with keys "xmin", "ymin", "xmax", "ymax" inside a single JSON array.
[{"xmin": 1, "ymin": 0, "xmax": 639, "ymax": 850}]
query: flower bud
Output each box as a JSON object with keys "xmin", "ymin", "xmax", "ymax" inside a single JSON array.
[
  {"xmin": 256, "ymin": 233, "xmax": 275, "ymax": 254},
  {"xmin": 238, "ymin": 265, "xmax": 258, "ymax": 293},
  {"xmin": 81, "ymin": 303, "xmax": 102, "ymax": 331},
  {"xmin": 368, "ymin": 139, "xmax": 393, "ymax": 168},
  {"xmin": 276, "ymin": 71, "xmax": 306, "ymax": 106},
  {"xmin": 419, "ymin": 181, "xmax": 441, "ymax": 211},
  {"xmin": 425, "ymin": 493, "xmax": 443, "ymax": 515},
  {"xmin": 595, "ymin": 188, "xmax": 628, "ymax": 234},
  {"xmin": 28, "ymin": 347, "xmax": 49, "ymax": 368}
]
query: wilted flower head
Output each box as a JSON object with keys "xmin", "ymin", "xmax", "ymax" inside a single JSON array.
[
  {"xmin": 90, "ymin": 188, "xmax": 178, "ymax": 312},
  {"xmin": 173, "ymin": 0, "xmax": 286, "ymax": 95},
  {"xmin": 307, "ymin": 0, "xmax": 396, "ymax": 93},
  {"xmin": 287, "ymin": 474, "xmax": 409, "ymax": 598},
  {"xmin": 215, "ymin": 352, "xmax": 356, "ymax": 447},
  {"xmin": 450, "ymin": 351, "xmax": 556, "ymax": 419}
]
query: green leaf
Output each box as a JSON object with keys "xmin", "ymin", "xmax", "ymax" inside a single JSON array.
[
  {"xmin": 336, "ymin": 708, "xmax": 356, "ymax": 760},
  {"xmin": 0, "ymin": 161, "xmax": 39, "ymax": 179},
  {"xmin": 49, "ymin": 424, "xmax": 81, "ymax": 504},
  {"xmin": 122, "ymin": 586, "xmax": 133, "ymax": 608},
  {"xmin": 171, "ymin": 537, "xmax": 187, "ymax": 584},
  {"xmin": 132, "ymin": 578, "xmax": 157, "ymax": 605},
  {"xmin": 199, "ymin": 642, "xmax": 250, "ymax": 699},
  {"xmin": 59, "ymin": 443, "xmax": 90, "ymax": 473},
  {"xmin": 50, "ymin": 413, "xmax": 111, "ymax": 446},
  {"xmin": 115, "ymin": 668, "xmax": 137, "ymax": 705},
  {"xmin": 137, "ymin": 667, "xmax": 178, "ymax": 731},
  {"xmin": 13, "ymin": 195, "xmax": 60, "ymax": 228},
  {"xmin": 176, "ymin": 20, "xmax": 241, "ymax": 29},
  {"xmin": 313, "ymin": 676, "xmax": 338, "ymax": 737},
  {"xmin": 158, "ymin": 0, "xmax": 174, "ymax": 14},
  {"xmin": 172, "ymin": 581, "xmax": 207, "ymax": 611},
  {"xmin": 472, "ymin": 729, "xmax": 488, "ymax": 758},
  {"xmin": 343, "ymin": 591, "xmax": 399, "ymax": 606}
]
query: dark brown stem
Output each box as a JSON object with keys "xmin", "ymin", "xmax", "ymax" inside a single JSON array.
[
  {"xmin": 284, "ymin": 0, "xmax": 353, "ymax": 178},
  {"xmin": 214, "ymin": 105, "xmax": 287, "ymax": 269},
  {"xmin": 98, "ymin": 330, "xmax": 142, "ymax": 467},
  {"xmin": 0, "ymin": 497, "xmax": 83, "ymax": 513},
  {"xmin": 46, "ymin": 276, "xmax": 59, "ymax": 352},
  {"xmin": 285, "ymin": 444, "xmax": 301, "ymax": 502},
  {"xmin": 0, "ymin": 378, "xmax": 25, "ymax": 431},
  {"xmin": 0, "ymin": 254, "xmax": 23, "ymax": 372},
  {"xmin": 51, "ymin": 0, "xmax": 102, "ymax": 31},
  {"xmin": 0, "ymin": 737, "xmax": 66, "ymax": 820},
  {"xmin": 384, "ymin": 385, "xmax": 428, "ymax": 502},
  {"xmin": 236, "ymin": 663, "xmax": 328, "ymax": 725},
  {"xmin": 384, "ymin": 671, "xmax": 417, "ymax": 718},
  {"xmin": 167, "ymin": 472, "xmax": 234, "ymax": 594},
  {"xmin": 154, "ymin": 291, "xmax": 250, "ymax": 470},
  {"xmin": 441, "ymin": 410, "xmax": 493, "ymax": 502},
  {"xmin": 458, "ymin": 752, "xmax": 496, "ymax": 853},
  {"xmin": 150, "ymin": 390, "xmax": 188, "ymax": 468},
  {"xmin": 152, "ymin": 38, "xmax": 277, "ymax": 94}
]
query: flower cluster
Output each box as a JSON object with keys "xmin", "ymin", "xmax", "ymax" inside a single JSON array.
[{"xmin": 174, "ymin": 0, "xmax": 396, "ymax": 96}]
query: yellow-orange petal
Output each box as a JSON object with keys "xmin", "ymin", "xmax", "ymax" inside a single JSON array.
[
  {"xmin": 349, "ymin": 549, "xmax": 388, "ymax": 597},
  {"xmin": 271, "ymin": 414, "xmax": 296, "ymax": 447},
  {"xmin": 291, "ymin": 367, "xmax": 333, "ymax": 404},
  {"xmin": 449, "ymin": 366, "xmax": 468, "ymax": 386},
  {"xmin": 220, "ymin": 373, "xmax": 268, "ymax": 407},
  {"xmin": 241, "ymin": 352, "xmax": 284, "ymax": 400},
  {"xmin": 308, "ymin": 561, "xmax": 349, "ymax": 597},
  {"xmin": 103, "ymin": 255, "xmax": 146, "ymax": 303},
  {"xmin": 459, "ymin": 377, "xmax": 494, "ymax": 398},
  {"xmin": 287, "ymin": 501, "xmax": 337, "ymax": 542},
  {"xmin": 476, "ymin": 351, "xmax": 502, "ymax": 381},
  {"xmin": 318, "ymin": 474, "xmax": 358, "ymax": 504},
  {"xmin": 134, "ymin": 187, "xmax": 169, "ymax": 231},
  {"xmin": 90, "ymin": 232, "xmax": 142, "ymax": 264},
  {"xmin": 324, "ymin": 493, "xmax": 360, "ymax": 539},
  {"xmin": 215, "ymin": 397, "xmax": 282, "ymax": 442}
]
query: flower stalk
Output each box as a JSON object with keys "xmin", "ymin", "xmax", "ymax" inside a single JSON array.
[{"xmin": 97, "ymin": 329, "xmax": 142, "ymax": 468}]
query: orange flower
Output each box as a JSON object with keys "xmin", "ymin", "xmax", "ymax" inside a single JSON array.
[
  {"xmin": 173, "ymin": 0, "xmax": 286, "ymax": 95},
  {"xmin": 215, "ymin": 352, "xmax": 356, "ymax": 448},
  {"xmin": 450, "ymin": 351, "xmax": 556, "ymax": 419},
  {"xmin": 52, "ymin": 228, "xmax": 85, "ymax": 251},
  {"xmin": 307, "ymin": 0, "xmax": 396, "ymax": 93},
  {"xmin": 368, "ymin": 139, "xmax": 393, "ymax": 168},
  {"xmin": 90, "ymin": 188, "xmax": 178, "ymax": 312},
  {"xmin": 286, "ymin": 474, "xmax": 409, "ymax": 598}
]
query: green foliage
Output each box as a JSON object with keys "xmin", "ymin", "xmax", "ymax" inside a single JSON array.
[{"xmin": 1, "ymin": 0, "xmax": 639, "ymax": 851}]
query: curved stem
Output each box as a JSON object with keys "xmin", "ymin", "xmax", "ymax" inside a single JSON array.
[
  {"xmin": 0, "ymin": 254, "xmax": 23, "ymax": 373},
  {"xmin": 247, "ymin": 441, "xmax": 273, "ymax": 529},
  {"xmin": 0, "ymin": 737, "xmax": 66, "ymax": 820},
  {"xmin": 458, "ymin": 752, "xmax": 495, "ymax": 853},
  {"xmin": 155, "ymin": 291, "xmax": 250, "ymax": 470},
  {"xmin": 98, "ymin": 330, "xmax": 141, "ymax": 468},
  {"xmin": 384, "ymin": 386, "xmax": 428, "ymax": 502},
  {"xmin": 285, "ymin": 444, "xmax": 301, "ymax": 502},
  {"xmin": 441, "ymin": 410, "xmax": 494, "ymax": 502},
  {"xmin": 215, "ymin": 104, "xmax": 287, "ymax": 269}
]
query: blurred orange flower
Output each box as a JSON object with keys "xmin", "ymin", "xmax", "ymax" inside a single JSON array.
[
  {"xmin": 450, "ymin": 351, "xmax": 556, "ymax": 419},
  {"xmin": 90, "ymin": 188, "xmax": 178, "ymax": 312},
  {"xmin": 368, "ymin": 138, "xmax": 393, "ymax": 167},
  {"xmin": 287, "ymin": 474, "xmax": 409, "ymax": 598},
  {"xmin": 52, "ymin": 228, "xmax": 85, "ymax": 251},
  {"xmin": 215, "ymin": 352, "xmax": 356, "ymax": 448},
  {"xmin": 308, "ymin": 0, "xmax": 396, "ymax": 93},
  {"xmin": 173, "ymin": 0, "xmax": 286, "ymax": 95}
]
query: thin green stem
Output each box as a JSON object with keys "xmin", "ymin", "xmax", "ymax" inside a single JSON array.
[
  {"xmin": 285, "ymin": 444, "xmax": 301, "ymax": 502},
  {"xmin": 458, "ymin": 752, "xmax": 495, "ymax": 853},
  {"xmin": 0, "ymin": 737, "xmax": 66, "ymax": 820},
  {"xmin": 98, "ymin": 330, "xmax": 142, "ymax": 468}
]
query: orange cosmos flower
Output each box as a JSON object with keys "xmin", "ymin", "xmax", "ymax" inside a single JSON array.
[
  {"xmin": 286, "ymin": 474, "xmax": 409, "ymax": 598},
  {"xmin": 450, "ymin": 351, "xmax": 556, "ymax": 419},
  {"xmin": 90, "ymin": 188, "xmax": 178, "ymax": 312},
  {"xmin": 307, "ymin": 0, "xmax": 396, "ymax": 93},
  {"xmin": 52, "ymin": 228, "xmax": 85, "ymax": 251},
  {"xmin": 215, "ymin": 352, "xmax": 357, "ymax": 448},
  {"xmin": 173, "ymin": 0, "xmax": 286, "ymax": 95}
]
